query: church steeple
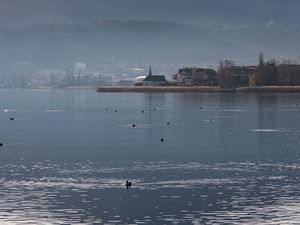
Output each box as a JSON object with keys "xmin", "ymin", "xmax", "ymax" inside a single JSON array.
[{"xmin": 149, "ymin": 65, "xmax": 152, "ymax": 76}]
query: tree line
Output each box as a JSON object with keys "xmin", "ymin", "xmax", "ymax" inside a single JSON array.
[{"xmin": 218, "ymin": 53, "xmax": 300, "ymax": 89}]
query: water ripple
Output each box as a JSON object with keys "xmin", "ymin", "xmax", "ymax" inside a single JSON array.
[{"xmin": 0, "ymin": 160, "xmax": 299, "ymax": 224}]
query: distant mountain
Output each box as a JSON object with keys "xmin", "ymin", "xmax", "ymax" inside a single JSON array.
[
  {"xmin": 1, "ymin": 0, "xmax": 300, "ymax": 28},
  {"xmin": 0, "ymin": 19, "xmax": 300, "ymax": 71},
  {"xmin": 0, "ymin": 21, "xmax": 219, "ymax": 69},
  {"xmin": 1, "ymin": 0, "xmax": 300, "ymax": 71}
]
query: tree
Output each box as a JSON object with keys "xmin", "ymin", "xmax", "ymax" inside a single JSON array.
[
  {"xmin": 259, "ymin": 52, "xmax": 264, "ymax": 68},
  {"xmin": 253, "ymin": 53, "xmax": 277, "ymax": 86},
  {"xmin": 277, "ymin": 59, "xmax": 300, "ymax": 85},
  {"xmin": 217, "ymin": 60, "xmax": 234, "ymax": 89}
]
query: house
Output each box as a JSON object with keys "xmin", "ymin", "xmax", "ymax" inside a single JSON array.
[{"xmin": 173, "ymin": 67, "xmax": 217, "ymax": 86}]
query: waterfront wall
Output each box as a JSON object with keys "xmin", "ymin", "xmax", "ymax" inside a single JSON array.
[
  {"xmin": 236, "ymin": 86, "xmax": 300, "ymax": 92},
  {"xmin": 97, "ymin": 86, "xmax": 300, "ymax": 93},
  {"xmin": 97, "ymin": 86, "xmax": 218, "ymax": 92}
]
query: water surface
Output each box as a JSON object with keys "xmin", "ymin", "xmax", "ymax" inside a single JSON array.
[{"xmin": 0, "ymin": 90, "xmax": 300, "ymax": 224}]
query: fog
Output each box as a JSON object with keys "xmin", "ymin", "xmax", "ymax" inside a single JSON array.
[{"xmin": 0, "ymin": 0, "xmax": 300, "ymax": 78}]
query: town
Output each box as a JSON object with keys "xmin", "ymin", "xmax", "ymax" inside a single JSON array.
[
  {"xmin": 135, "ymin": 54, "xmax": 300, "ymax": 90},
  {"xmin": 1, "ymin": 53, "xmax": 300, "ymax": 89}
]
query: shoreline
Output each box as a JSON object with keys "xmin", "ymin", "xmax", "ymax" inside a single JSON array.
[
  {"xmin": 97, "ymin": 86, "xmax": 218, "ymax": 93},
  {"xmin": 236, "ymin": 86, "xmax": 300, "ymax": 92},
  {"xmin": 97, "ymin": 86, "xmax": 300, "ymax": 93}
]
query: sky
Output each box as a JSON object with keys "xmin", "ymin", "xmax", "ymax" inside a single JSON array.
[
  {"xmin": 1, "ymin": 0, "xmax": 300, "ymax": 28},
  {"xmin": 0, "ymin": 0, "xmax": 300, "ymax": 71}
]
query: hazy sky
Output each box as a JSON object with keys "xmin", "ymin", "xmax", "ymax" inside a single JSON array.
[
  {"xmin": 1, "ymin": 0, "xmax": 300, "ymax": 70},
  {"xmin": 1, "ymin": 0, "xmax": 300, "ymax": 28}
]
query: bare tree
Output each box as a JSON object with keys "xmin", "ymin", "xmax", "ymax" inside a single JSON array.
[
  {"xmin": 217, "ymin": 60, "xmax": 234, "ymax": 89},
  {"xmin": 253, "ymin": 54, "xmax": 277, "ymax": 86},
  {"xmin": 278, "ymin": 59, "xmax": 300, "ymax": 85}
]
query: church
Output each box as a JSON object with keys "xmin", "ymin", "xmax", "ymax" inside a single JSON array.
[{"xmin": 139, "ymin": 66, "xmax": 168, "ymax": 86}]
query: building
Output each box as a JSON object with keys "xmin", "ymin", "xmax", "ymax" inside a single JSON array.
[
  {"xmin": 173, "ymin": 67, "xmax": 217, "ymax": 86},
  {"xmin": 231, "ymin": 65, "xmax": 258, "ymax": 87},
  {"xmin": 277, "ymin": 64, "xmax": 300, "ymax": 85},
  {"xmin": 135, "ymin": 66, "xmax": 168, "ymax": 86}
]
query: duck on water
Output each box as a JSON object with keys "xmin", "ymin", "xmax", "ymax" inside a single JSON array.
[{"xmin": 125, "ymin": 180, "xmax": 132, "ymax": 190}]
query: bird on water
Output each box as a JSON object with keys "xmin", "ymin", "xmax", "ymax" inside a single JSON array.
[{"xmin": 125, "ymin": 180, "xmax": 132, "ymax": 190}]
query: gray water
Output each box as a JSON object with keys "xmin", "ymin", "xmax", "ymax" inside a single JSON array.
[{"xmin": 0, "ymin": 89, "xmax": 300, "ymax": 224}]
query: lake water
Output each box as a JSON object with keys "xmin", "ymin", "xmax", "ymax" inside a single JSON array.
[{"xmin": 0, "ymin": 89, "xmax": 300, "ymax": 224}]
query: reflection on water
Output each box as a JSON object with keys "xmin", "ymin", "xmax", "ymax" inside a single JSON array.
[
  {"xmin": 0, "ymin": 90, "xmax": 300, "ymax": 224},
  {"xmin": 0, "ymin": 161, "xmax": 300, "ymax": 224}
]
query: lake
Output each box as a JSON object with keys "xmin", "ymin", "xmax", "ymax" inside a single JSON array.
[{"xmin": 0, "ymin": 89, "xmax": 300, "ymax": 224}]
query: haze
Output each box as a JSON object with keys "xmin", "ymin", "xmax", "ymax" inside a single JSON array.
[{"xmin": 0, "ymin": 0, "xmax": 300, "ymax": 75}]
